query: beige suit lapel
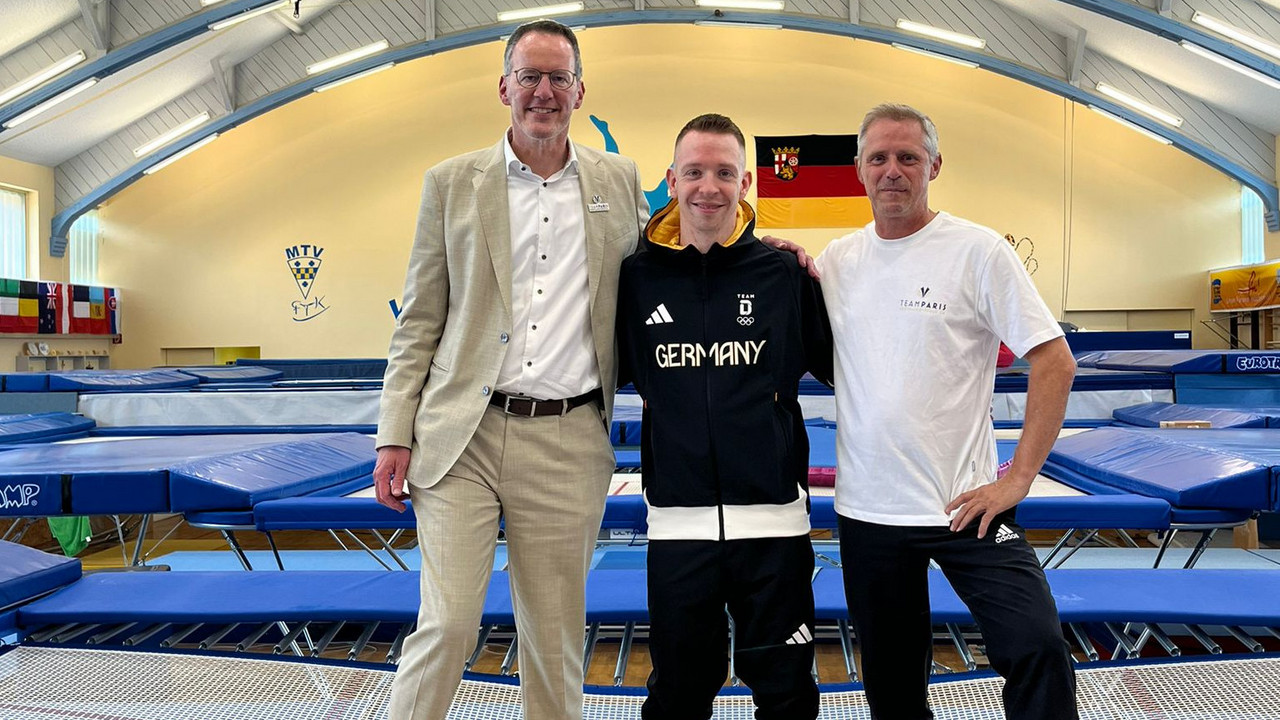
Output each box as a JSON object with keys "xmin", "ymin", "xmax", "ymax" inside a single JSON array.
[
  {"xmin": 578, "ymin": 145, "xmax": 607, "ymax": 310},
  {"xmin": 473, "ymin": 141, "xmax": 512, "ymax": 317}
]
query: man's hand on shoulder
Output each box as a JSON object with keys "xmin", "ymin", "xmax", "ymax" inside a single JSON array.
[
  {"xmin": 761, "ymin": 235, "xmax": 821, "ymax": 280},
  {"xmin": 374, "ymin": 445, "xmax": 413, "ymax": 513}
]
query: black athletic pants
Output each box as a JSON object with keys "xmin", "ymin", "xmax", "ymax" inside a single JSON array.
[
  {"xmin": 839, "ymin": 511, "xmax": 1078, "ymax": 720},
  {"xmin": 642, "ymin": 535, "xmax": 820, "ymax": 720}
]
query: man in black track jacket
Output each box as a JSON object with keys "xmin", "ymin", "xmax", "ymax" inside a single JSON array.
[{"xmin": 617, "ymin": 113, "xmax": 833, "ymax": 720}]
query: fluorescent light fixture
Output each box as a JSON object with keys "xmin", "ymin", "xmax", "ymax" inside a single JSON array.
[
  {"xmin": 1088, "ymin": 106, "xmax": 1173, "ymax": 145},
  {"xmin": 314, "ymin": 62, "xmax": 395, "ymax": 92},
  {"xmin": 695, "ymin": 0, "xmax": 785, "ymax": 9},
  {"xmin": 892, "ymin": 43, "xmax": 979, "ymax": 68},
  {"xmin": 306, "ymin": 40, "xmax": 390, "ymax": 75},
  {"xmin": 1191, "ymin": 11, "xmax": 1280, "ymax": 61},
  {"xmin": 133, "ymin": 112, "xmax": 212, "ymax": 157},
  {"xmin": 200, "ymin": 0, "xmax": 228, "ymax": 5},
  {"xmin": 496, "ymin": 2, "xmax": 583, "ymax": 22},
  {"xmin": 208, "ymin": 0, "xmax": 288, "ymax": 30},
  {"xmin": 896, "ymin": 19, "xmax": 985, "ymax": 49},
  {"xmin": 1180, "ymin": 40, "xmax": 1280, "ymax": 90},
  {"xmin": 1094, "ymin": 82, "xmax": 1183, "ymax": 127},
  {"xmin": 0, "ymin": 50, "xmax": 87, "ymax": 106},
  {"xmin": 3, "ymin": 78, "xmax": 98, "ymax": 129},
  {"xmin": 143, "ymin": 134, "xmax": 220, "ymax": 175},
  {"xmin": 694, "ymin": 20, "xmax": 783, "ymax": 29}
]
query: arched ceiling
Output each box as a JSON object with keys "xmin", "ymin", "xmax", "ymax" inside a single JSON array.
[{"xmin": 0, "ymin": 0, "xmax": 1277, "ymax": 252}]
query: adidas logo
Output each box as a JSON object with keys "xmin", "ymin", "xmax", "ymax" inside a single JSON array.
[
  {"xmin": 784, "ymin": 623, "xmax": 813, "ymax": 645},
  {"xmin": 645, "ymin": 303, "xmax": 674, "ymax": 326},
  {"xmin": 994, "ymin": 524, "xmax": 1018, "ymax": 544}
]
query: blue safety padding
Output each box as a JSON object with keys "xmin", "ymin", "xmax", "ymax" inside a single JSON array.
[
  {"xmin": 1072, "ymin": 351, "xmax": 1107, "ymax": 368},
  {"xmin": 168, "ymin": 433, "xmax": 375, "ymax": 512},
  {"xmin": 601, "ymin": 495, "xmax": 647, "ymax": 531},
  {"xmin": 46, "ymin": 369, "xmax": 200, "ymax": 391},
  {"xmin": 1112, "ymin": 402, "xmax": 1267, "ymax": 429},
  {"xmin": 174, "ymin": 366, "xmax": 285, "ymax": 383},
  {"xmin": 615, "ymin": 449, "xmax": 640, "ymax": 468},
  {"xmin": 269, "ymin": 379, "xmax": 384, "ymax": 389},
  {"xmin": 996, "ymin": 368, "xmax": 1173, "ymax": 392},
  {"xmin": 1016, "ymin": 495, "xmax": 1170, "ymax": 529},
  {"xmin": 1092, "ymin": 350, "xmax": 1225, "ymax": 373},
  {"xmin": 1, "ymin": 373, "xmax": 50, "ymax": 392},
  {"xmin": 798, "ymin": 375, "xmax": 833, "ymax": 395},
  {"xmin": 1047, "ymin": 427, "xmax": 1271, "ymax": 510},
  {"xmin": 235, "ymin": 358, "xmax": 388, "ymax": 380},
  {"xmin": 0, "ymin": 541, "xmax": 81, "ymax": 611},
  {"xmin": 1064, "ymin": 331, "xmax": 1191, "ymax": 353},
  {"xmin": 90, "ymin": 424, "xmax": 379, "ymax": 436},
  {"xmin": 1224, "ymin": 352, "xmax": 1280, "ymax": 374},
  {"xmin": 254, "ymin": 497, "xmax": 415, "ymax": 530},
  {"xmin": 1137, "ymin": 428, "xmax": 1280, "ymax": 512},
  {"xmin": 1175, "ymin": 374, "xmax": 1280, "ymax": 406},
  {"xmin": 1179, "ymin": 405, "xmax": 1280, "ymax": 428},
  {"xmin": 1034, "ymin": 462, "xmax": 1249, "ymax": 529},
  {"xmin": 0, "ymin": 413, "xmax": 95, "ymax": 444},
  {"xmin": 611, "ymin": 405, "xmax": 643, "ymax": 446},
  {"xmin": 814, "ymin": 568, "xmax": 1280, "ymax": 625},
  {"xmin": 809, "ymin": 427, "xmax": 836, "ymax": 468}
]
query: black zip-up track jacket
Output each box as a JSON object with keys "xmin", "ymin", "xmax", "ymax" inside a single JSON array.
[{"xmin": 617, "ymin": 201, "xmax": 834, "ymax": 541}]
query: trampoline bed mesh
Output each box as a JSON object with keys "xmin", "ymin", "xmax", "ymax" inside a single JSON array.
[{"xmin": 2, "ymin": 646, "xmax": 1279, "ymax": 719}]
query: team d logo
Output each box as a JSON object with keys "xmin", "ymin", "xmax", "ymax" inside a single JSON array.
[
  {"xmin": 773, "ymin": 147, "xmax": 799, "ymax": 181},
  {"xmin": 737, "ymin": 293, "xmax": 755, "ymax": 326},
  {"xmin": 285, "ymin": 244, "xmax": 328, "ymax": 322}
]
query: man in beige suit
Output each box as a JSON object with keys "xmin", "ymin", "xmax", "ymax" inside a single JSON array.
[{"xmin": 373, "ymin": 19, "xmax": 647, "ymax": 720}]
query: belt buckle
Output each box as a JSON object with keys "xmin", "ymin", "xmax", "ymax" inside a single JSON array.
[{"xmin": 502, "ymin": 394, "xmax": 537, "ymax": 417}]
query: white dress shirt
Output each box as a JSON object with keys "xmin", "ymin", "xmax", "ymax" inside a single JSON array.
[{"xmin": 495, "ymin": 133, "xmax": 600, "ymax": 400}]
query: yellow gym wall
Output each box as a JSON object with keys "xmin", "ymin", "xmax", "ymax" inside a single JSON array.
[{"xmin": 95, "ymin": 25, "xmax": 1246, "ymax": 369}]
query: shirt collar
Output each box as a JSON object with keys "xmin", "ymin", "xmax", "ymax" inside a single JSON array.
[{"xmin": 503, "ymin": 131, "xmax": 579, "ymax": 179}]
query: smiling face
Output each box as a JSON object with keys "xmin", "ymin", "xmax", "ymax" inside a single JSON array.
[
  {"xmin": 499, "ymin": 31, "xmax": 584, "ymax": 149},
  {"xmin": 856, "ymin": 117, "xmax": 942, "ymax": 238},
  {"xmin": 667, "ymin": 130, "xmax": 752, "ymax": 244}
]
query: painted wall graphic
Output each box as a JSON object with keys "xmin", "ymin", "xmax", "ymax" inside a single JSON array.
[
  {"xmin": 0, "ymin": 278, "xmax": 119, "ymax": 335},
  {"xmin": 285, "ymin": 244, "xmax": 328, "ymax": 321},
  {"xmin": 1004, "ymin": 234, "xmax": 1038, "ymax": 276}
]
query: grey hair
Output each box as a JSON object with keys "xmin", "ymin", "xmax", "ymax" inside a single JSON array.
[
  {"xmin": 857, "ymin": 103, "xmax": 940, "ymax": 162},
  {"xmin": 502, "ymin": 19, "xmax": 583, "ymax": 79}
]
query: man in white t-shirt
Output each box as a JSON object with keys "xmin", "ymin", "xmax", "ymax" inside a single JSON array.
[{"xmin": 814, "ymin": 103, "xmax": 1079, "ymax": 720}]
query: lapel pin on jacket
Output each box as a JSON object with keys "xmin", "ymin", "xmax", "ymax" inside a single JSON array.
[{"xmin": 588, "ymin": 194, "xmax": 610, "ymax": 213}]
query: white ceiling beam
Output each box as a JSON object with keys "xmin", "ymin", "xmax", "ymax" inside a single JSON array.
[
  {"xmin": 849, "ymin": 0, "xmax": 859, "ymax": 24},
  {"xmin": 426, "ymin": 0, "xmax": 436, "ymax": 41},
  {"xmin": 212, "ymin": 57, "xmax": 236, "ymax": 112},
  {"xmin": 273, "ymin": 11, "xmax": 306, "ymax": 35},
  {"xmin": 1157, "ymin": 0, "xmax": 1173, "ymax": 17},
  {"xmin": 1067, "ymin": 26, "xmax": 1087, "ymax": 85},
  {"xmin": 78, "ymin": 0, "xmax": 111, "ymax": 52}
]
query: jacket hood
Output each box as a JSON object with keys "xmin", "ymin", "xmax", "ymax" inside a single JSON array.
[{"xmin": 644, "ymin": 199, "xmax": 756, "ymax": 251}]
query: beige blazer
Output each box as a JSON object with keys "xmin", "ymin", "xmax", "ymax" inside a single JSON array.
[{"xmin": 376, "ymin": 139, "xmax": 646, "ymax": 489}]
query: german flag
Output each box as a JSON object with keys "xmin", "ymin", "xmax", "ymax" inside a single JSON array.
[{"xmin": 754, "ymin": 134, "xmax": 871, "ymax": 229}]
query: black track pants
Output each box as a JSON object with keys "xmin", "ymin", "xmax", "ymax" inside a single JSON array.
[
  {"xmin": 839, "ymin": 511, "xmax": 1079, "ymax": 720},
  {"xmin": 642, "ymin": 535, "xmax": 820, "ymax": 720}
]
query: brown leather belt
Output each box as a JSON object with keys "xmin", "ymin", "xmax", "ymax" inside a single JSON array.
[{"xmin": 489, "ymin": 388, "xmax": 603, "ymax": 417}]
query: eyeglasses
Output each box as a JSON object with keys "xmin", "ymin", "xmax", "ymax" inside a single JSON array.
[{"xmin": 510, "ymin": 67, "xmax": 577, "ymax": 90}]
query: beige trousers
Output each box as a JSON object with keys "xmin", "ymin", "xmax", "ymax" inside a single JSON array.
[{"xmin": 388, "ymin": 401, "xmax": 615, "ymax": 720}]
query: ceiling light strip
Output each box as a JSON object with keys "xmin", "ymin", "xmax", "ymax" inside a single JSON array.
[
  {"xmin": 0, "ymin": 51, "xmax": 88, "ymax": 106},
  {"xmin": 695, "ymin": 0, "xmax": 786, "ymax": 10},
  {"xmin": 496, "ymin": 2, "xmax": 584, "ymax": 22},
  {"xmin": 143, "ymin": 135, "xmax": 220, "ymax": 175},
  {"xmin": 892, "ymin": 43, "xmax": 978, "ymax": 68},
  {"xmin": 1094, "ymin": 82, "xmax": 1183, "ymax": 127},
  {"xmin": 895, "ymin": 19, "xmax": 985, "ymax": 50},
  {"xmin": 307, "ymin": 40, "xmax": 390, "ymax": 75},
  {"xmin": 1191, "ymin": 12, "xmax": 1280, "ymax": 61},
  {"xmin": 3, "ymin": 78, "xmax": 99, "ymax": 129},
  {"xmin": 313, "ymin": 63, "xmax": 396, "ymax": 92},
  {"xmin": 133, "ymin": 112, "xmax": 213, "ymax": 157},
  {"xmin": 1088, "ymin": 106, "xmax": 1173, "ymax": 145},
  {"xmin": 1179, "ymin": 41, "xmax": 1280, "ymax": 90},
  {"xmin": 209, "ymin": 0, "xmax": 289, "ymax": 31}
]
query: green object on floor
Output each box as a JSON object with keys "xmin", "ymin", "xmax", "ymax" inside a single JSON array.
[{"xmin": 47, "ymin": 516, "xmax": 92, "ymax": 556}]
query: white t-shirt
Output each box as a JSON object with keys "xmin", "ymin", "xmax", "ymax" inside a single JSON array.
[{"xmin": 815, "ymin": 211, "xmax": 1063, "ymax": 526}]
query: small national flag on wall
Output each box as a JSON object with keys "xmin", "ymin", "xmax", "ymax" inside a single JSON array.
[
  {"xmin": 754, "ymin": 134, "xmax": 871, "ymax": 229},
  {"xmin": 0, "ymin": 276, "xmax": 119, "ymax": 336}
]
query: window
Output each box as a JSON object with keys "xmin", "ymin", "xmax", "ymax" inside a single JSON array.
[
  {"xmin": 69, "ymin": 210, "xmax": 100, "ymax": 284},
  {"xmin": 1242, "ymin": 186, "xmax": 1264, "ymax": 265},
  {"xmin": 0, "ymin": 186, "xmax": 26, "ymax": 279}
]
